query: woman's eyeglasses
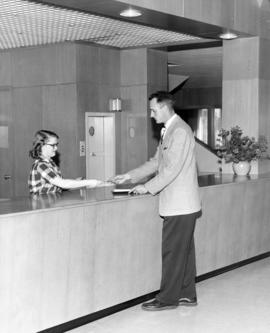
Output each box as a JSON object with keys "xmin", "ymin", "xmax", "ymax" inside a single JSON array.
[{"xmin": 46, "ymin": 143, "xmax": 59, "ymax": 148}]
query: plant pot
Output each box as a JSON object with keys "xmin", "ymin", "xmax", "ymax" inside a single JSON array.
[{"xmin": 232, "ymin": 161, "xmax": 251, "ymax": 176}]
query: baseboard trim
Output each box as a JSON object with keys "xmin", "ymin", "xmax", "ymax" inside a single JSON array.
[
  {"xmin": 195, "ymin": 252, "xmax": 270, "ymax": 282},
  {"xmin": 37, "ymin": 251, "xmax": 270, "ymax": 333}
]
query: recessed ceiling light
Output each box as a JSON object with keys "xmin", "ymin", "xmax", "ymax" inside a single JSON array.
[
  {"xmin": 219, "ymin": 32, "xmax": 238, "ymax": 40},
  {"xmin": 120, "ymin": 8, "xmax": 142, "ymax": 17},
  {"xmin": 168, "ymin": 62, "xmax": 183, "ymax": 67}
]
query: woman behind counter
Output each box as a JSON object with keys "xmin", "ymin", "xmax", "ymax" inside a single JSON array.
[{"xmin": 29, "ymin": 129, "xmax": 102, "ymax": 194}]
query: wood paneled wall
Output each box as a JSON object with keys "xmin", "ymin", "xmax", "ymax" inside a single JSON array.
[
  {"xmin": 0, "ymin": 43, "xmax": 79, "ymax": 196},
  {"xmin": 1, "ymin": 41, "xmax": 167, "ymax": 195},
  {"xmin": 258, "ymin": 37, "xmax": 270, "ymax": 173},
  {"xmin": 76, "ymin": 44, "xmax": 120, "ymax": 176},
  {"xmin": 120, "ymin": 48, "xmax": 167, "ymax": 172},
  {"xmin": 222, "ymin": 37, "xmax": 259, "ymax": 137},
  {"xmin": 221, "ymin": 36, "xmax": 270, "ymax": 174},
  {"xmin": 0, "ymin": 43, "xmax": 121, "ymax": 196},
  {"xmin": 120, "ymin": 48, "xmax": 148, "ymax": 172},
  {"xmin": 147, "ymin": 49, "xmax": 168, "ymax": 158}
]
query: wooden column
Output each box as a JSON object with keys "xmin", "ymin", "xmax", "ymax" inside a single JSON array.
[
  {"xmin": 120, "ymin": 48, "xmax": 167, "ymax": 172},
  {"xmin": 147, "ymin": 49, "xmax": 168, "ymax": 158},
  {"xmin": 258, "ymin": 37, "xmax": 270, "ymax": 173},
  {"xmin": 222, "ymin": 37, "xmax": 259, "ymax": 136},
  {"xmin": 222, "ymin": 37, "xmax": 259, "ymax": 174},
  {"xmin": 120, "ymin": 48, "xmax": 148, "ymax": 172},
  {"xmin": 222, "ymin": 36, "xmax": 270, "ymax": 174}
]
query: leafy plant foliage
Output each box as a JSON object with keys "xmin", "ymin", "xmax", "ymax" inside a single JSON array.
[{"xmin": 216, "ymin": 126, "xmax": 268, "ymax": 163}]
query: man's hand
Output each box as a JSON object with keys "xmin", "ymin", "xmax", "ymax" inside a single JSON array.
[
  {"xmin": 109, "ymin": 173, "xmax": 131, "ymax": 184},
  {"xmin": 96, "ymin": 181, "xmax": 114, "ymax": 187},
  {"xmin": 129, "ymin": 185, "xmax": 148, "ymax": 195}
]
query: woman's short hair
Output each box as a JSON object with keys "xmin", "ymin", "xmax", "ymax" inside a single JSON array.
[{"xmin": 29, "ymin": 130, "xmax": 59, "ymax": 159}]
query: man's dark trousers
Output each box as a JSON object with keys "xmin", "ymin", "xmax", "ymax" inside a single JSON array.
[{"xmin": 156, "ymin": 211, "xmax": 199, "ymax": 305}]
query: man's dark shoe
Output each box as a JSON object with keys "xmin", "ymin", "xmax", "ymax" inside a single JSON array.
[
  {"xmin": 141, "ymin": 299, "xmax": 178, "ymax": 311},
  {"xmin": 178, "ymin": 297, "xmax": 198, "ymax": 306}
]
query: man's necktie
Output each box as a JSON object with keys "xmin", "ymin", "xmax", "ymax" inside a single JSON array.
[{"xmin": 160, "ymin": 126, "xmax": 166, "ymax": 144}]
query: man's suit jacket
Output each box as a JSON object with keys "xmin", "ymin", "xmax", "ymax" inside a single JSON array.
[{"xmin": 128, "ymin": 115, "xmax": 201, "ymax": 216}]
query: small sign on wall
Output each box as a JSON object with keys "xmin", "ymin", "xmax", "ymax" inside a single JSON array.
[
  {"xmin": 0, "ymin": 126, "xmax": 8, "ymax": 148},
  {"xmin": 80, "ymin": 141, "xmax": 86, "ymax": 157}
]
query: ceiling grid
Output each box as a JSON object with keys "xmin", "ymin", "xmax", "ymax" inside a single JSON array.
[{"xmin": 0, "ymin": 0, "xmax": 201, "ymax": 50}]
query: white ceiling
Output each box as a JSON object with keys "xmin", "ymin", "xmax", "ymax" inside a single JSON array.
[{"xmin": 168, "ymin": 47, "xmax": 223, "ymax": 89}]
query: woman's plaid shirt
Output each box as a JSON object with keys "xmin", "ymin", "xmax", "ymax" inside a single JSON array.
[{"xmin": 28, "ymin": 158, "xmax": 62, "ymax": 194}]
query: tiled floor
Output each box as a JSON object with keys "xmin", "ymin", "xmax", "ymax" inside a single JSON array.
[{"xmin": 70, "ymin": 257, "xmax": 270, "ymax": 333}]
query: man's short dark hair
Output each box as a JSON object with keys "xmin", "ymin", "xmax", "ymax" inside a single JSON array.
[{"xmin": 149, "ymin": 91, "xmax": 175, "ymax": 108}]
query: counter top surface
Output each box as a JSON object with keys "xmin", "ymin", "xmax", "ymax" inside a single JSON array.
[{"xmin": 1, "ymin": 173, "xmax": 270, "ymax": 216}]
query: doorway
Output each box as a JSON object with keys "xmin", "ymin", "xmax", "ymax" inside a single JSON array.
[{"xmin": 85, "ymin": 112, "xmax": 116, "ymax": 181}]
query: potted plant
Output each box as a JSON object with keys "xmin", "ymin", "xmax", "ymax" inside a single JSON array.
[{"xmin": 216, "ymin": 126, "xmax": 268, "ymax": 175}]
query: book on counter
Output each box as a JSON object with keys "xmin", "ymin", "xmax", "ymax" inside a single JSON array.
[
  {"xmin": 112, "ymin": 188, "xmax": 131, "ymax": 194},
  {"xmin": 112, "ymin": 183, "xmax": 134, "ymax": 195}
]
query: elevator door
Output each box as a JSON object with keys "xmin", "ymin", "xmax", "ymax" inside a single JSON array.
[{"xmin": 85, "ymin": 113, "xmax": 115, "ymax": 181}]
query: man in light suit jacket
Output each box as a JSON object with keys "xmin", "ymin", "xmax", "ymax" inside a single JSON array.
[{"xmin": 113, "ymin": 91, "xmax": 201, "ymax": 311}]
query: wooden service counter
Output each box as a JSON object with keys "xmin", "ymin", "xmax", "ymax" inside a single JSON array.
[{"xmin": 1, "ymin": 174, "xmax": 270, "ymax": 332}]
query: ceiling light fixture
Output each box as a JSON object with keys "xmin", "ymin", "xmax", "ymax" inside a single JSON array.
[
  {"xmin": 120, "ymin": 8, "xmax": 142, "ymax": 17},
  {"xmin": 219, "ymin": 31, "xmax": 238, "ymax": 40},
  {"xmin": 168, "ymin": 62, "xmax": 183, "ymax": 67}
]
